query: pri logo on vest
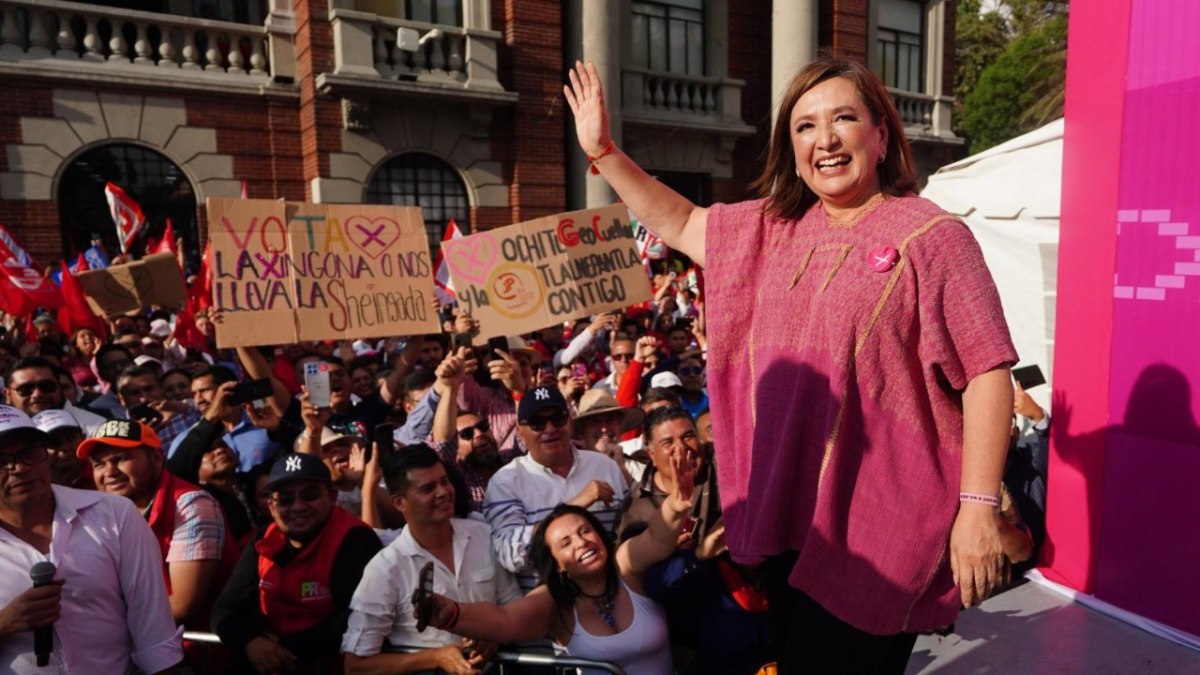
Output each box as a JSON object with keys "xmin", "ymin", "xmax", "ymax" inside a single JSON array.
[{"xmin": 300, "ymin": 580, "xmax": 331, "ymax": 601}]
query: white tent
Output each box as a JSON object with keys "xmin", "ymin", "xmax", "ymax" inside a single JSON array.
[{"xmin": 921, "ymin": 119, "xmax": 1063, "ymax": 398}]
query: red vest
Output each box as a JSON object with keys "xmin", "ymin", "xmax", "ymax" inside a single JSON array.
[
  {"xmin": 256, "ymin": 506, "xmax": 367, "ymax": 635},
  {"xmin": 147, "ymin": 470, "xmax": 241, "ymax": 595}
]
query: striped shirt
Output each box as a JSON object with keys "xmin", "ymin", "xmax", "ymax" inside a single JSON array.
[{"xmin": 483, "ymin": 447, "xmax": 628, "ymax": 591}]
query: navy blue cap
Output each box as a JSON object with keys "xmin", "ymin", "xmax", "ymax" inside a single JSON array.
[
  {"xmin": 265, "ymin": 452, "xmax": 331, "ymax": 491},
  {"xmin": 517, "ymin": 385, "xmax": 568, "ymax": 423}
]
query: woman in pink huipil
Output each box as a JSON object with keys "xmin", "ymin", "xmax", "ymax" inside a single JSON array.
[{"xmin": 563, "ymin": 57, "xmax": 1018, "ymax": 674}]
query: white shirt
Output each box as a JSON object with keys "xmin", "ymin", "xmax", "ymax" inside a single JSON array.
[
  {"xmin": 0, "ymin": 486, "xmax": 183, "ymax": 674},
  {"xmin": 483, "ymin": 448, "xmax": 628, "ymax": 591},
  {"xmin": 341, "ymin": 518, "xmax": 521, "ymax": 655}
]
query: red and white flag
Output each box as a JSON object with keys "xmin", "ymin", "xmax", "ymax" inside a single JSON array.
[
  {"xmin": 104, "ymin": 182, "xmax": 146, "ymax": 254},
  {"xmin": 433, "ymin": 219, "xmax": 464, "ymax": 307},
  {"xmin": 0, "ymin": 256, "xmax": 63, "ymax": 317},
  {"xmin": 240, "ymin": 180, "xmax": 248, "ymax": 199}
]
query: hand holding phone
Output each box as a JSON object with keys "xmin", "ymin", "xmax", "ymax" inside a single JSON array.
[
  {"xmin": 304, "ymin": 362, "xmax": 332, "ymax": 408},
  {"xmin": 371, "ymin": 423, "xmax": 395, "ymax": 465}
]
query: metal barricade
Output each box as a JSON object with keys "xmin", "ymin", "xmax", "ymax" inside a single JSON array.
[
  {"xmin": 384, "ymin": 643, "xmax": 627, "ymax": 675},
  {"xmin": 180, "ymin": 633, "xmax": 627, "ymax": 675}
]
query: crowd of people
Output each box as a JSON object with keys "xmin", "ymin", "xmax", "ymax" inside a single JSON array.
[{"xmin": 0, "ymin": 57, "xmax": 1051, "ymax": 675}]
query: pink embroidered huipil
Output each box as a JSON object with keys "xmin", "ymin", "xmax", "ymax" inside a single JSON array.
[{"xmin": 704, "ymin": 195, "xmax": 1017, "ymax": 635}]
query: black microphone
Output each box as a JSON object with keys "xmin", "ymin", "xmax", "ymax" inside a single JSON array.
[{"xmin": 30, "ymin": 561, "xmax": 56, "ymax": 668}]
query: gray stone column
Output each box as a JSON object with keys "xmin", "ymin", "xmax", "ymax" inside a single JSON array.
[
  {"xmin": 579, "ymin": 0, "xmax": 621, "ymax": 207},
  {"xmin": 771, "ymin": 0, "xmax": 817, "ymax": 128}
]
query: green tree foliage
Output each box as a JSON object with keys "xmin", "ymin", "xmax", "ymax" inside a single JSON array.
[{"xmin": 955, "ymin": 1, "xmax": 1069, "ymax": 154}]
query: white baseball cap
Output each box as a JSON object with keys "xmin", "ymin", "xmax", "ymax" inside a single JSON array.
[
  {"xmin": 149, "ymin": 319, "xmax": 171, "ymax": 338},
  {"xmin": 32, "ymin": 409, "xmax": 81, "ymax": 434},
  {"xmin": 649, "ymin": 372, "xmax": 683, "ymax": 389},
  {"xmin": 0, "ymin": 405, "xmax": 51, "ymax": 443}
]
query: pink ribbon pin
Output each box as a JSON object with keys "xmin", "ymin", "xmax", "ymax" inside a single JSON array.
[{"xmin": 868, "ymin": 245, "xmax": 899, "ymax": 273}]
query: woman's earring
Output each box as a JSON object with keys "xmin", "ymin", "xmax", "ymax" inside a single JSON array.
[{"xmin": 795, "ymin": 167, "xmax": 801, "ymax": 177}]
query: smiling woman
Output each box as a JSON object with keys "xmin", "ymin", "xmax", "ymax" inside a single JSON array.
[{"xmin": 563, "ymin": 56, "xmax": 1019, "ymax": 673}]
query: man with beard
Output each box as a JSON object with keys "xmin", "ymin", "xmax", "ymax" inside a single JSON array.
[
  {"xmin": 483, "ymin": 385, "xmax": 628, "ymax": 591},
  {"xmin": 4, "ymin": 357, "xmax": 106, "ymax": 434},
  {"xmin": 167, "ymin": 366, "xmax": 280, "ymax": 473},
  {"xmin": 428, "ymin": 350, "xmax": 521, "ymax": 513},
  {"xmin": 342, "ymin": 446, "xmax": 519, "ymax": 674},
  {"xmin": 213, "ymin": 452, "xmax": 381, "ymax": 674}
]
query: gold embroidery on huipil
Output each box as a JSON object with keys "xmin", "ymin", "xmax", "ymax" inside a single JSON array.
[
  {"xmin": 818, "ymin": 245, "xmax": 853, "ymax": 294},
  {"xmin": 816, "ymin": 214, "xmax": 963, "ymax": 493},
  {"xmin": 788, "ymin": 248, "xmax": 816, "ymax": 290}
]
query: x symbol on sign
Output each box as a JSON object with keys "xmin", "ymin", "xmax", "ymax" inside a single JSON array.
[{"xmin": 356, "ymin": 224, "xmax": 386, "ymax": 248}]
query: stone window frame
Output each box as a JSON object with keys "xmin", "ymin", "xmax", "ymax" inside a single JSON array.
[
  {"xmin": 362, "ymin": 149, "xmax": 474, "ymax": 253},
  {"xmin": 867, "ymin": 0, "xmax": 948, "ymax": 99}
]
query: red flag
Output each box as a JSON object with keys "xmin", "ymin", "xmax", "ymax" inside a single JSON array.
[
  {"xmin": 433, "ymin": 219, "xmax": 463, "ymax": 306},
  {"xmin": 188, "ymin": 241, "xmax": 213, "ymax": 311},
  {"xmin": 0, "ymin": 256, "xmax": 63, "ymax": 317},
  {"xmin": 104, "ymin": 182, "xmax": 146, "ymax": 254},
  {"xmin": 147, "ymin": 219, "xmax": 178, "ymax": 256},
  {"xmin": 240, "ymin": 180, "xmax": 248, "ymax": 199},
  {"xmin": 75, "ymin": 251, "xmax": 90, "ymax": 273},
  {"xmin": 56, "ymin": 258, "xmax": 106, "ymax": 337},
  {"xmin": 174, "ymin": 303, "xmax": 208, "ymax": 351}
]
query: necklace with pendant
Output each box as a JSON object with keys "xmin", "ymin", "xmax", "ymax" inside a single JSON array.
[
  {"xmin": 581, "ymin": 586, "xmax": 619, "ymax": 632},
  {"xmin": 592, "ymin": 592, "xmax": 618, "ymax": 632}
]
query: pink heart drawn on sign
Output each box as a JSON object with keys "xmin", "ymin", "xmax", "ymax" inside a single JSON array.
[
  {"xmin": 344, "ymin": 216, "xmax": 402, "ymax": 259},
  {"xmin": 446, "ymin": 235, "xmax": 499, "ymax": 285}
]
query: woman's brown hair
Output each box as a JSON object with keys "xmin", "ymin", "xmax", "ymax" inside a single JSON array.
[{"xmin": 752, "ymin": 55, "xmax": 917, "ymax": 219}]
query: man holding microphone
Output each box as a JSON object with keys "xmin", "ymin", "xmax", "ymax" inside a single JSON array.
[{"xmin": 0, "ymin": 404, "xmax": 182, "ymax": 673}]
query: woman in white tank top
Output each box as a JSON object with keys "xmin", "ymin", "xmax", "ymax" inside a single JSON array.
[{"xmin": 415, "ymin": 450, "xmax": 697, "ymax": 675}]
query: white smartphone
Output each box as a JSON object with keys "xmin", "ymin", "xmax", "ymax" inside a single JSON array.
[{"xmin": 304, "ymin": 362, "xmax": 332, "ymax": 408}]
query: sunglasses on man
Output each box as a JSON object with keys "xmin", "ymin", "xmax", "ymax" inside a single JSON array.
[
  {"xmin": 521, "ymin": 411, "xmax": 570, "ymax": 432},
  {"xmin": 0, "ymin": 445, "xmax": 49, "ymax": 474},
  {"xmin": 457, "ymin": 419, "xmax": 491, "ymax": 441},
  {"xmin": 8, "ymin": 379, "xmax": 59, "ymax": 397}
]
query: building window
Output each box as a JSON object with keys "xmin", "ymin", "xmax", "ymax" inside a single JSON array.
[
  {"xmin": 631, "ymin": 0, "xmax": 706, "ymax": 76},
  {"xmin": 57, "ymin": 144, "xmax": 198, "ymax": 269},
  {"xmin": 877, "ymin": 0, "xmax": 925, "ymax": 92},
  {"xmin": 405, "ymin": 0, "xmax": 464, "ymax": 26},
  {"xmin": 365, "ymin": 153, "xmax": 471, "ymax": 254}
]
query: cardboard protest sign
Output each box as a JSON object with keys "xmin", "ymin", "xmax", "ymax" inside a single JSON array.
[
  {"xmin": 75, "ymin": 253, "xmax": 187, "ymax": 317},
  {"xmin": 441, "ymin": 205, "xmax": 652, "ymax": 338},
  {"xmin": 207, "ymin": 198, "xmax": 438, "ymax": 348}
]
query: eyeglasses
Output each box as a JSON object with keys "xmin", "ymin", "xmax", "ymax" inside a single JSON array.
[
  {"xmin": 8, "ymin": 379, "xmax": 59, "ymax": 397},
  {"xmin": 270, "ymin": 484, "xmax": 325, "ymax": 507},
  {"xmin": 458, "ymin": 419, "xmax": 491, "ymax": 441},
  {"xmin": 679, "ymin": 367, "xmax": 703, "ymax": 377},
  {"xmin": 610, "ymin": 352, "xmax": 634, "ymax": 362},
  {"xmin": 0, "ymin": 445, "xmax": 49, "ymax": 473},
  {"xmin": 521, "ymin": 411, "xmax": 570, "ymax": 432}
]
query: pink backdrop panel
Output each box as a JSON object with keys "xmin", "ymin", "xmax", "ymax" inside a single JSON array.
[
  {"xmin": 1094, "ymin": 0, "xmax": 1200, "ymax": 637},
  {"xmin": 1042, "ymin": 0, "xmax": 1131, "ymax": 593}
]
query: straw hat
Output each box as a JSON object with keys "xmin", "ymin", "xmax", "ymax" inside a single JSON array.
[{"xmin": 573, "ymin": 389, "xmax": 644, "ymax": 436}]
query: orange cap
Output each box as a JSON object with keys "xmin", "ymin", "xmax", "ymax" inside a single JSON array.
[{"xmin": 77, "ymin": 418, "xmax": 163, "ymax": 459}]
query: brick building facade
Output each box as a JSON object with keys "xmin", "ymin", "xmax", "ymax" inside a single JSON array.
[{"xmin": 0, "ymin": 0, "xmax": 959, "ymax": 268}]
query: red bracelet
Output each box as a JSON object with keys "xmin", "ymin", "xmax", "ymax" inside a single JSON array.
[
  {"xmin": 588, "ymin": 140, "xmax": 616, "ymax": 175},
  {"xmin": 438, "ymin": 600, "xmax": 461, "ymax": 631},
  {"xmin": 959, "ymin": 492, "xmax": 1000, "ymax": 508}
]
